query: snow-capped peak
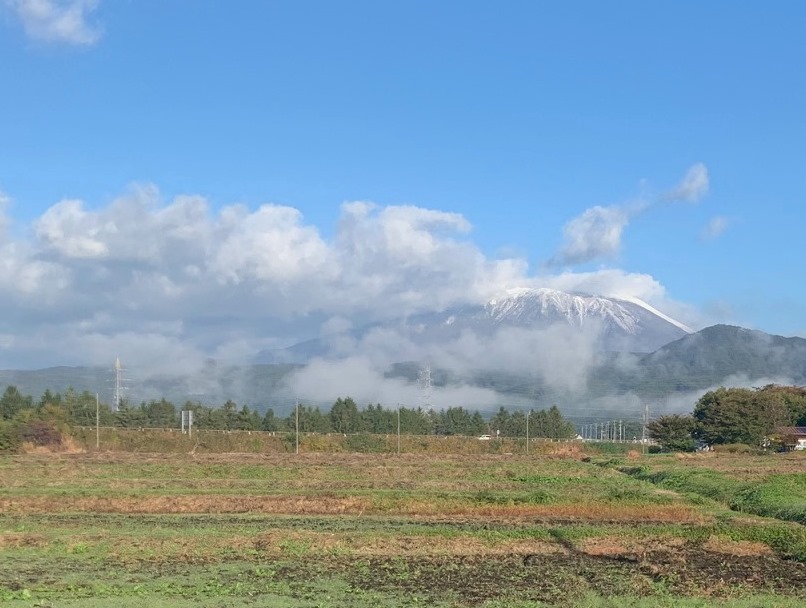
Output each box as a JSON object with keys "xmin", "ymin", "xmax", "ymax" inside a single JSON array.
[
  {"xmin": 475, "ymin": 287, "xmax": 692, "ymax": 351},
  {"xmin": 487, "ymin": 288, "xmax": 640, "ymax": 333}
]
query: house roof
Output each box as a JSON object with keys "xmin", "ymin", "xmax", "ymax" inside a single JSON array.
[{"xmin": 776, "ymin": 426, "xmax": 806, "ymax": 436}]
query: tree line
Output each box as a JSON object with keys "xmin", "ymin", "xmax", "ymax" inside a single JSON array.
[
  {"xmin": 0, "ymin": 386, "xmax": 577, "ymax": 451},
  {"xmin": 648, "ymin": 384, "xmax": 806, "ymax": 451}
]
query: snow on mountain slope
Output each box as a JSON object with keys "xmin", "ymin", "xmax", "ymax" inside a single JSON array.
[
  {"xmin": 262, "ymin": 288, "xmax": 692, "ymax": 363},
  {"xmin": 417, "ymin": 288, "xmax": 691, "ymax": 353},
  {"xmin": 614, "ymin": 294, "xmax": 694, "ymax": 334}
]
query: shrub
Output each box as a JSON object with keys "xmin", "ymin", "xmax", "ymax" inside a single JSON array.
[
  {"xmin": 0, "ymin": 420, "xmax": 21, "ymax": 453},
  {"xmin": 19, "ymin": 421, "xmax": 62, "ymax": 447}
]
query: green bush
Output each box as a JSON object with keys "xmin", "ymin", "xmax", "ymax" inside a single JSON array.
[{"xmin": 0, "ymin": 420, "xmax": 21, "ymax": 453}]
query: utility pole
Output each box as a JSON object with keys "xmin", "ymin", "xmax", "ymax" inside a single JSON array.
[
  {"xmin": 526, "ymin": 410, "xmax": 530, "ymax": 455},
  {"xmin": 113, "ymin": 357, "xmax": 123, "ymax": 412},
  {"xmin": 642, "ymin": 405, "xmax": 649, "ymax": 454},
  {"xmin": 295, "ymin": 401, "xmax": 300, "ymax": 455},
  {"xmin": 95, "ymin": 393, "xmax": 100, "ymax": 450},
  {"xmin": 397, "ymin": 403, "xmax": 401, "ymax": 455}
]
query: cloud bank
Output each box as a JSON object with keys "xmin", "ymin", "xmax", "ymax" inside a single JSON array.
[{"xmin": 0, "ymin": 185, "xmax": 693, "ymax": 377}]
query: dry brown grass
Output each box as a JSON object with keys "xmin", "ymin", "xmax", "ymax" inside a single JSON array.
[
  {"xmin": 0, "ymin": 494, "xmax": 709, "ymax": 524},
  {"xmin": 20, "ymin": 436, "xmax": 86, "ymax": 455},
  {"xmin": 0, "ymin": 495, "xmax": 373, "ymax": 515},
  {"xmin": 703, "ymin": 536, "xmax": 773, "ymax": 557},
  {"xmin": 0, "ymin": 533, "xmax": 48, "ymax": 549},
  {"xmin": 425, "ymin": 503, "xmax": 710, "ymax": 524}
]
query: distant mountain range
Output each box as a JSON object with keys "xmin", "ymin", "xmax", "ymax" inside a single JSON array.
[
  {"xmin": 261, "ymin": 288, "xmax": 693, "ymax": 363},
  {"xmin": 2, "ymin": 289, "xmax": 804, "ymax": 414}
]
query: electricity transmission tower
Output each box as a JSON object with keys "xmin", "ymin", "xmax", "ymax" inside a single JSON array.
[
  {"xmin": 418, "ymin": 364, "xmax": 433, "ymax": 410},
  {"xmin": 112, "ymin": 357, "xmax": 126, "ymax": 412}
]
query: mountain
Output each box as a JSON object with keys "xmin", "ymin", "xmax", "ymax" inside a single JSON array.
[
  {"xmin": 0, "ymin": 363, "xmax": 299, "ymax": 409},
  {"xmin": 2, "ymin": 324, "xmax": 805, "ymax": 414},
  {"xmin": 263, "ymin": 288, "xmax": 692, "ymax": 362},
  {"xmin": 640, "ymin": 324, "xmax": 806, "ymax": 388},
  {"xmin": 418, "ymin": 288, "xmax": 692, "ymax": 353}
]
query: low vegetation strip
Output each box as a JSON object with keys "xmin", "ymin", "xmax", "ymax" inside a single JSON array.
[
  {"xmin": 730, "ymin": 474, "xmax": 806, "ymax": 525},
  {"xmin": 618, "ymin": 465, "xmax": 806, "ymax": 526}
]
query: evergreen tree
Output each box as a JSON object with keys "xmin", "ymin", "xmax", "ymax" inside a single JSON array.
[
  {"xmin": 1, "ymin": 386, "xmax": 33, "ymax": 420},
  {"xmin": 261, "ymin": 407, "xmax": 281, "ymax": 432},
  {"xmin": 236, "ymin": 405, "xmax": 261, "ymax": 430},
  {"xmin": 221, "ymin": 400, "xmax": 239, "ymax": 430},
  {"xmin": 114, "ymin": 401, "xmax": 146, "ymax": 428},
  {"xmin": 142, "ymin": 399, "xmax": 177, "ymax": 427},
  {"xmin": 470, "ymin": 411, "xmax": 486, "ymax": 436},
  {"xmin": 362, "ymin": 403, "xmax": 395, "ymax": 434},
  {"xmin": 289, "ymin": 404, "xmax": 331, "ymax": 433},
  {"xmin": 545, "ymin": 405, "xmax": 575, "ymax": 439},
  {"xmin": 398, "ymin": 406, "xmax": 432, "ymax": 435},
  {"xmin": 489, "ymin": 407, "xmax": 510, "ymax": 438},
  {"xmin": 330, "ymin": 397, "xmax": 361, "ymax": 433}
]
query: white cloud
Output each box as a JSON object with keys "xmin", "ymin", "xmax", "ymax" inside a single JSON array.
[
  {"xmin": 547, "ymin": 204, "xmax": 635, "ymax": 266},
  {"xmin": 540, "ymin": 268, "xmax": 666, "ymax": 303},
  {"xmin": 212, "ymin": 204, "xmax": 334, "ymax": 285},
  {"xmin": 286, "ymin": 356, "xmax": 504, "ymax": 410},
  {"xmin": 547, "ymin": 163, "xmax": 710, "ymax": 267},
  {"xmin": 0, "ymin": 186, "xmax": 700, "ymax": 389},
  {"xmin": 0, "ymin": 192, "xmax": 10, "ymax": 240},
  {"xmin": 36, "ymin": 199, "xmax": 109, "ymax": 258},
  {"xmin": 701, "ymin": 215, "xmax": 728, "ymax": 241},
  {"xmin": 664, "ymin": 163, "xmax": 709, "ymax": 203},
  {"xmin": 7, "ymin": 0, "xmax": 102, "ymax": 46}
]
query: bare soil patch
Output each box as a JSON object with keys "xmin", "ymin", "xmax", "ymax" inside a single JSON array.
[{"xmin": 340, "ymin": 547, "xmax": 806, "ymax": 605}]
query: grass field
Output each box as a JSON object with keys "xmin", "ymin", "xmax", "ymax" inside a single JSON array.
[{"xmin": 1, "ymin": 446, "xmax": 805, "ymax": 607}]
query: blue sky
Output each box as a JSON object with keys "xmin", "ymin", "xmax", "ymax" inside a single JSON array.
[{"xmin": 0, "ymin": 1, "xmax": 804, "ymax": 373}]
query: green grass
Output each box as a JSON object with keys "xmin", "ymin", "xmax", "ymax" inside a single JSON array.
[
  {"xmin": 729, "ymin": 474, "xmax": 806, "ymax": 524},
  {"xmin": 619, "ymin": 464, "xmax": 806, "ymax": 527},
  {"xmin": 2, "ymin": 451, "xmax": 806, "ymax": 606}
]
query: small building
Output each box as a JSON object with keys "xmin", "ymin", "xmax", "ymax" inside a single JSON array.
[{"xmin": 776, "ymin": 427, "xmax": 806, "ymax": 451}]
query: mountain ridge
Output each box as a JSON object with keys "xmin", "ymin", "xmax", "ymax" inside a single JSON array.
[
  {"xmin": 1, "ymin": 324, "xmax": 805, "ymax": 414},
  {"xmin": 261, "ymin": 288, "xmax": 693, "ymax": 363}
]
